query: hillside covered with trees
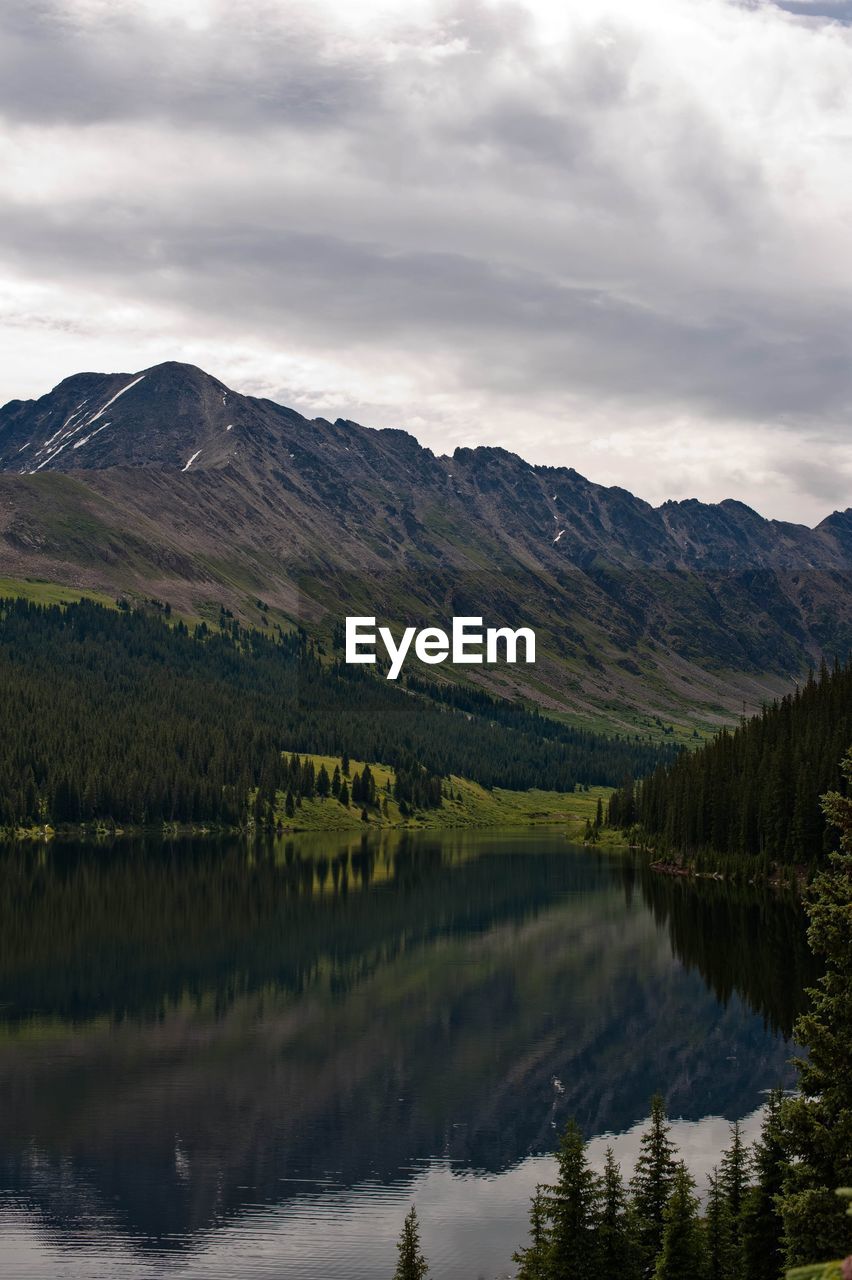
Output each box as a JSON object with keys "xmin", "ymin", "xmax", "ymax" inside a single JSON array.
[
  {"xmin": 0, "ymin": 597, "xmax": 676, "ymax": 831},
  {"xmin": 607, "ymin": 660, "xmax": 852, "ymax": 869}
]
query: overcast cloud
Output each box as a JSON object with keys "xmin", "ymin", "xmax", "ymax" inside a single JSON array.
[{"xmin": 1, "ymin": 0, "xmax": 851, "ymax": 523}]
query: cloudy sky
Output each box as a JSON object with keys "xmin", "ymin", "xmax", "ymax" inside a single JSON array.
[{"xmin": 2, "ymin": 0, "xmax": 852, "ymax": 524}]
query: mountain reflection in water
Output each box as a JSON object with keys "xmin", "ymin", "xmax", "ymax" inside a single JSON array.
[{"xmin": 0, "ymin": 831, "xmax": 812, "ymax": 1280}]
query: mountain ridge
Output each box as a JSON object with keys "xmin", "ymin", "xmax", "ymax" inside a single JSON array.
[
  {"xmin": 1, "ymin": 360, "xmax": 850, "ymax": 737},
  {"xmin": 3, "ymin": 359, "xmax": 845, "ymax": 531}
]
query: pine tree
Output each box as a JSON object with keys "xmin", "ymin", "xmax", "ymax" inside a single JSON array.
[
  {"xmin": 780, "ymin": 750, "xmax": 852, "ymax": 1265},
  {"xmin": 339, "ymin": 780, "xmax": 350, "ymax": 807},
  {"xmin": 284, "ymin": 789, "xmax": 295, "ymax": 818},
  {"xmin": 332, "ymin": 765, "xmax": 341, "ymax": 798},
  {"xmin": 630, "ymin": 1095, "xmax": 679, "ymax": 1276},
  {"xmin": 741, "ymin": 1090, "xmax": 786, "ymax": 1280},
  {"xmin": 392, "ymin": 1206, "xmax": 429, "ymax": 1280},
  {"xmin": 654, "ymin": 1163, "xmax": 705, "ymax": 1280},
  {"xmin": 599, "ymin": 1147, "xmax": 636, "ymax": 1280},
  {"xmin": 720, "ymin": 1120, "xmax": 750, "ymax": 1221},
  {"xmin": 705, "ymin": 1166, "xmax": 735, "ymax": 1280},
  {"xmin": 720, "ymin": 1118, "xmax": 751, "ymax": 1270},
  {"xmin": 341, "ymin": 752, "xmax": 350, "ymax": 777},
  {"xmin": 544, "ymin": 1119, "xmax": 600, "ymax": 1280},
  {"xmin": 301, "ymin": 759, "xmax": 316, "ymax": 798},
  {"xmin": 317, "ymin": 764, "xmax": 330, "ymax": 798},
  {"xmin": 513, "ymin": 1186, "xmax": 550, "ymax": 1280}
]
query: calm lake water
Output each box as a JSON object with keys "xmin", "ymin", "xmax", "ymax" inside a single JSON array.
[{"xmin": 0, "ymin": 831, "xmax": 812, "ymax": 1280}]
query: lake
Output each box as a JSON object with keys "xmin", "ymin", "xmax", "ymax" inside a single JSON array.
[{"xmin": 0, "ymin": 830, "xmax": 812, "ymax": 1279}]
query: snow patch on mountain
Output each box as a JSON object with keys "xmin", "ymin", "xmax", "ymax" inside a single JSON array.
[
  {"xmin": 34, "ymin": 439, "xmax": 74, "ymax": 471},
  {"xmin": 87, "ymin": 375, "xmax": 146, "ymax": 425},
  {"xmin": 73, "ymin": 422, "xmax": 111, "ymax": 450}
]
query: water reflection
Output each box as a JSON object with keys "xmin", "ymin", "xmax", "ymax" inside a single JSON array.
[{"xmin": 0, "ymin": 832, "xmax": 812, "ymax": 1279}]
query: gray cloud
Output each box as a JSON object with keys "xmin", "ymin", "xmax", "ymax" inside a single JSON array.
[
  {"xmin": 0, "ymin": 0, "xmax": 379, "ymax": 128},
  {"xmin": 1, "ymin": 0, "xmax": 851, "ymax": 523},
  {"xmin": 773, "ymin": 2, "xmax": 852, "ymax": 21},
  {"xmin": 3, "ymin": 190, "xmax": 850, "ymax": 425},
  {"xmin": 775, "ymin": 455, "xmax": 852, "ymax": 505}
]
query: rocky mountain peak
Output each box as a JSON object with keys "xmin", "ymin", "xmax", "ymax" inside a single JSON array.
[{"xmin": 0, "ymin": 362, "xmax": 259, "ymax": 476}]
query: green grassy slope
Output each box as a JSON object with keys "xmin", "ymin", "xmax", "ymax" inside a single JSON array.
[{"xmin": 269, "ymin": 750, "xmax": 618, "ymax": 842}]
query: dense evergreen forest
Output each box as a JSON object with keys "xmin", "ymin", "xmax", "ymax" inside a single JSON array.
[
  {"xmin": 0, "ymin": 597, "xmax": 675, "ymax": 829},
  {"xmin": 607, "ymin": 659, "xmax": 852, "ymax": 867}
]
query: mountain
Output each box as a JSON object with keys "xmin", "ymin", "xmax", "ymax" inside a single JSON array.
[{"xmin": 2, "ymin": 360, "xmax": 851, "ymax": 736}]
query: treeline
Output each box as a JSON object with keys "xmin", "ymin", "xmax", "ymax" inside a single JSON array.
[
  {"xmin": 607, "ymin": 659, "xmax": 852, "ymax": 867},
  {"xmin": 275, "ymin": 752, "xmax": 442, "ymax": 819},
  {"xmin": 398, "ymin": 1094, "xmax": 846, "ymax": 1280},
  {"xmin": 0, "ymin": 597, "xmax": 672, "ymax": 829},
  {"xmin": 509, "ymin": 1097, "xmax": 784, "ymax": 1280}
]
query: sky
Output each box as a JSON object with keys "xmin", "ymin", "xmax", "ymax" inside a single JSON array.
[{"xmin": 1, "ymin": 0, "xmax": 852, "ymax": 525}]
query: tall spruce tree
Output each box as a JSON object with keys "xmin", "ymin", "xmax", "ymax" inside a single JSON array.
[
  {"xmin": 705, "ymin": 1166, "xmax": 735, "ymax": 1280},
  {"xmin": 654, "ymin": 1163, "xmax": 705, "ymax": 1280},
  {"xmin": 630, "ymin": 1095, "xmax": 680, "ymax": 1275},
  {"xmin": 599, "ymin": 1146, "xmax": 636, "ymax": 1280},
  {"xmin": 720, "ymin": 1121, "xmax": 751, "ymax": 1223},
  {"xmin": 392, "ymin": 1206, "xmax": 429, "ymax": 1280},
  {"xmin": 513, "ymin": 1186, "xmax": 551, "ymax": 1280},
  {"xmin": 780, "ymin": 751, "xmax": 852, "ymax": 1266},
  {"xmin": 720, "ymin": 1117, "xmax": 751, "ymax": 1273},
  {"xmin": 544, "ymin": 1120, "xmax": 601, "ymax": 1280},
  {"xmin": 740, "ymin": 1090, "xmax": 786, "ymax": 1280}
]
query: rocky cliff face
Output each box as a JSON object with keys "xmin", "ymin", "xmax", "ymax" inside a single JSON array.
[{"xmin": 2, "ymin": 361, "xmax": 850, "ymax": 735}]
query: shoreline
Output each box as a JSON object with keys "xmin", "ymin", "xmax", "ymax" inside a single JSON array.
[
  {"xmin": 648, "ymin": 856, "xmax": 807, "ymax": 891},
  {"xmin": 1, "ymin": 812, "xmax": 622, "ymax": 845}
]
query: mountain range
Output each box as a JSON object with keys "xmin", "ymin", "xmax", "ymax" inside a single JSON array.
[{"xmin": 2, "ymin": 360, "xmax": 850, "ymax": 737}]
